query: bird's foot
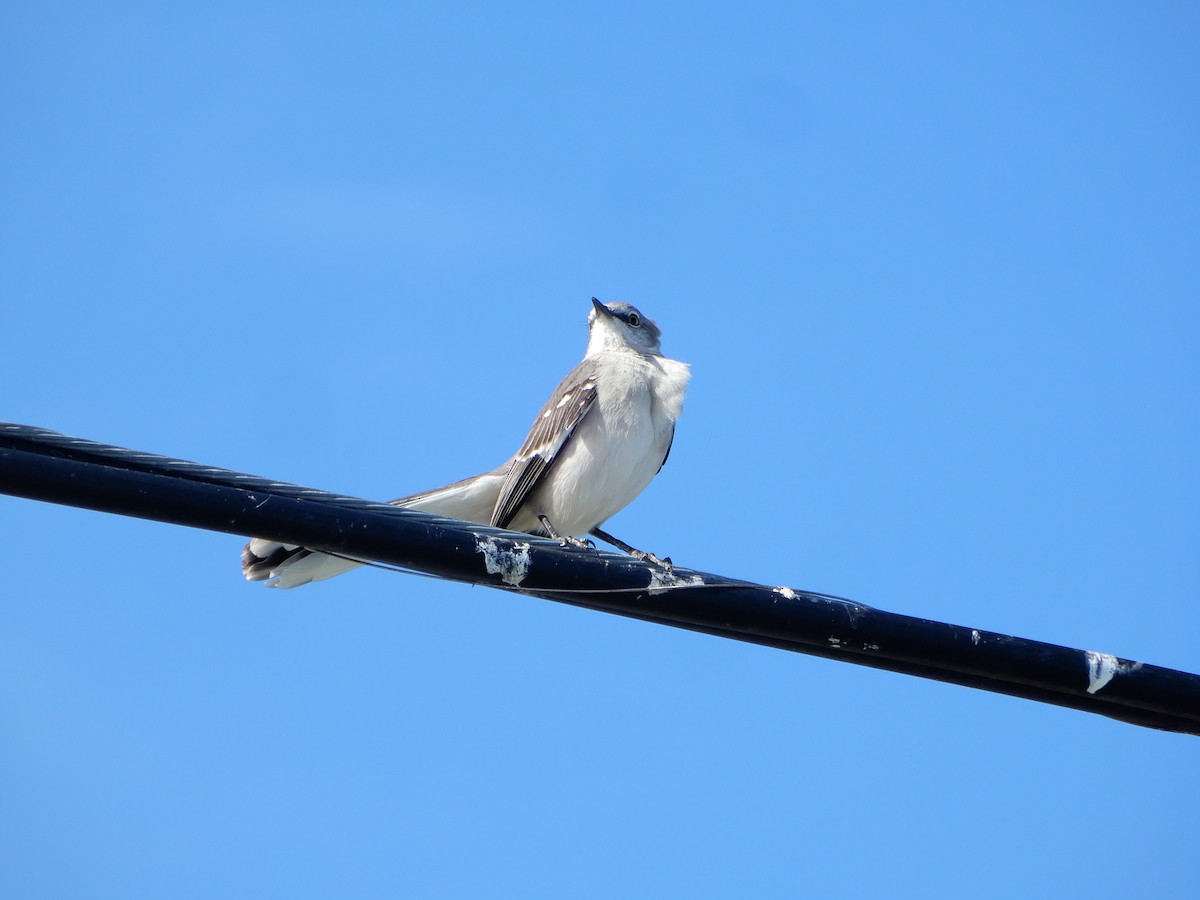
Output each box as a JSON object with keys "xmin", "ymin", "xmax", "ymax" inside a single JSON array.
[
  {"xmin": 629, "ymin": 549, "xmax": 673, "ymax": 572},
  {"xmin": 538, "ymin": 515, "xmax": 597, "ymax": 552},
  {"xmin": 588, "ymin": 527, "xmax": 673, "ymax": 571},
  {"xmin": 561, "ymin": 534, "xmax": 597, "ymax": 551}
]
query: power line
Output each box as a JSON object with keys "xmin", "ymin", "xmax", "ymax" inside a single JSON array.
[{"xmin": 2, "ymin": 421, "xmax": 1197, "ymax": 736}]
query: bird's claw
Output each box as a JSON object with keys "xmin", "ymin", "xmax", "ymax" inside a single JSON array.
[
  {"xmin": 632, "ymin": 550, "xmax": 673, "ymax": 572},
  {"xmin": 558, "ymin": 534, "xmax": 596, "ymax": 552}
]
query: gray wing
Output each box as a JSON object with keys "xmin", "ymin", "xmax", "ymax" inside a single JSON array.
[
  {"xmin": 657, "ymin": 425, "xmax": 675, "ymax": 473},
  {"xmin": 491, "ymin": 359, "xmax": 599, "ymax": 530}
]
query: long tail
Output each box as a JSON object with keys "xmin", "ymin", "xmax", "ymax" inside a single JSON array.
[
  {"xmin": 241, "ymin": 539, "xmax": 359, "ymax": 588},
  {"xmin": 241, "ymin": 466, "xmax": 509, "ymax": 589}
]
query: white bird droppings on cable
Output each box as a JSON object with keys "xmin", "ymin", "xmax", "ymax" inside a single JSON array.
[
  {"xmin": 1085, "ymin": 652, "xmax": 1119, "ymax": 694},
  {"xmin": 774, "ymin": 586, "xmax": 798, "ymax": 601},
  {"xmin": 1084, "ymin": 651, "xmax": 1123, "ymax": 693},
  {"xmin": 475, "ymin": 536, "xmax": 532, "ymax": 586},
  {"xmin": 647, "ymin": 568, "xmax": 705, "ymax": 595},
  {"xmin": 1084, "ymin": 650, "xmax": 1143, "ymax": 694}
]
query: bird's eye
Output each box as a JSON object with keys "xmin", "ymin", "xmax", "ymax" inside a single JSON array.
[{"xmin": 627, "ymin": 313, "xmax": 641, "ymax": 327}]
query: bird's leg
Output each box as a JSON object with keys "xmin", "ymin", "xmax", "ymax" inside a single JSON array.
[
  {"xmin": 538, "ymin": 515, "xmax": 596, "ymax": 551},
  {"xmin": 589, "ymin": 527, "xmax": 673, "ymax": 571}
]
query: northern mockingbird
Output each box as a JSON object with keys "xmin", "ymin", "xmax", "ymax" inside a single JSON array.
[{"xmin": 243, "ymin": 298, "xmax": 690, "ymax": 588}]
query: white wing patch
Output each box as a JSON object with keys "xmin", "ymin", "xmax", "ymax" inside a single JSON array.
[{"xmin": 491, "ymin": 363, "xmax": 600, "ymax": 530}]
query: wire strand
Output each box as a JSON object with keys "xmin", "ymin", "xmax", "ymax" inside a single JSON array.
[{"xmin": 3, "ymin": 419, "xmax": 1197, "ymax": 736}]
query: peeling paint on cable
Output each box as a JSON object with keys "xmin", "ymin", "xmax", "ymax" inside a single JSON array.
[{"xmin": 475, "ymin": 536, "xmax": 532, "ymax": 586}]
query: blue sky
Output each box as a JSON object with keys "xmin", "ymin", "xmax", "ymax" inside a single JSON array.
[{"xmin": 2, "ymin": 3, "xmax": 1197, "ymax": 897}]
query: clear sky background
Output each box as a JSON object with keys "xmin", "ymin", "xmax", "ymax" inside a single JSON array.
[{"xmin": 2, "ymin": 3, "xmax": 1197, "ymax": 898}]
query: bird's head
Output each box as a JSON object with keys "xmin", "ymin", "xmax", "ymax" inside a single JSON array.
[{"xmin": 586, "ymin": 298, "xmax": 663, "ymax": 357}]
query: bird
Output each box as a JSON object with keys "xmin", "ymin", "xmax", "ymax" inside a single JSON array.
[{"xmin": 242, "ymin": 298, "xmax": 691, "ymax": 588}]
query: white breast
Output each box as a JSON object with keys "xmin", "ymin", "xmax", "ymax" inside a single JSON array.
[{"xmin": 512, "ymin": 350, "xmax": 690, "ymax": 536}]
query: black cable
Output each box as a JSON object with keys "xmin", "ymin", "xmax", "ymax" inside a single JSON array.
[{"xmin": 2, "ymin": 421, "xmax": 1197, "ymax": 736}]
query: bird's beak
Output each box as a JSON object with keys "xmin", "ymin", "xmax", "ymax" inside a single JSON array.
[{"xmin": 591, "ymin": 297, "xmax": 613, "ymax": 318}]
